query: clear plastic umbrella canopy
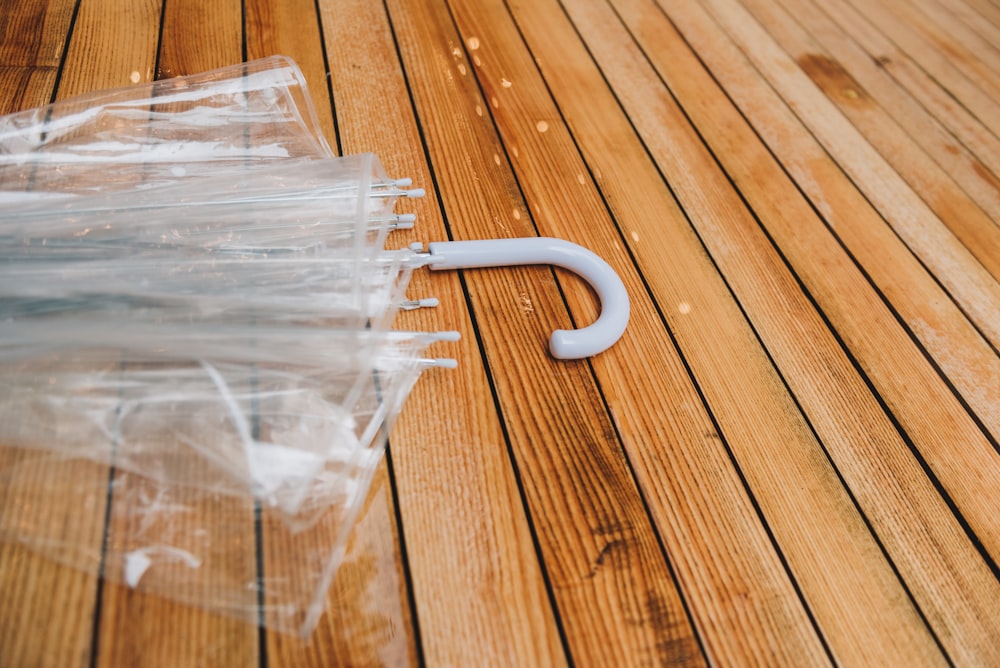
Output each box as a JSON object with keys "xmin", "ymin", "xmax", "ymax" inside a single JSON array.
[{"xmin": 0, "ymin": 57, "xmax": 628, "ymax": 634}]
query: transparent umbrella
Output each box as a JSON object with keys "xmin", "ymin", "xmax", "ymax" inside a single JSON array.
[{"xmin": 0, "ymin": 57, "xmax": 629, "ymax": 635}]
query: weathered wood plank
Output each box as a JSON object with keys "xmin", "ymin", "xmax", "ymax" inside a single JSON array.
[
  {"xmin": 848, "ymin": 0, "xmax": 1000, "ymax": 107},
  {"xmin": 694, "ymin": 0, "xmax": 1000, "ymax": 355},
  {"xmin": 624, "ymin": 0, "xmax": 1000, "ymax": 661},
  {"xmin": 316, "ymin": 0, "xmax": 568, "ymax": 665},
  {"xmin": 384, "ymin": 0, "xmax": 705, "ymax": 664},
  {"xmin": 815, "ymin": 0, "xmax": 1000, "ymax": 160},
  {"xmin": 245, "ymin": 0, "xmax": 336, "ymax": 143},
  {"xmin": 61, "ymin": 4, "xmax": 261, "ymax": 668},
  {"xmin": 446, "ymin": 0, "xmax": 832, "ymax": 664},
  {"xmin": 739, "ymin": 0, "xmax": 1000, "ymax": 282},
  {"xmin": 56, "ymin": 0, "xmax": 160, "ymax": 94},
  {"xmin": 770, "ymin": 0, "xmax": 1000, "ymax": 234},
  {"xmin": 157, "ymin": 0, "xmax": 241, "ymax": 78}
]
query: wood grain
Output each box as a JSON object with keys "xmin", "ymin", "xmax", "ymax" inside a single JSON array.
[
  {"xmin": 245, "ymin": 0, "xmax": 336, "ymax": 143},
  {"xmin": 0, "ymin": 0, "xmax": 75, "ymax": 112},
  {"xmin": 654, "ymin": 0, "xmax": 1000, "ymax": 562},
  {"xmin": 78, "ymin": 6, "xmax": 260, "ymax": 667},
  {"xmin": 157, "ymin": 0, "xmax": 241, "ymax": 78},
  {"xmin": 1, "ymin": 0, "xmax": 999, "ymax": 665},
  {"xmin": 0, "ymin": 454, "xmax": 107, "ymax": 668},
  {"xmin": 558, "ymin": 0, "xmax": 951, "ymax": 664},
  {"xmin": 772, "ymin": 0, "xmax": 1000, "ymax": 231},
  {"xmin": 56, "ymin": 0, "xmax": 160, "ymax": 94},
  {"xmin": 318, "ymin": 0, "xmax": 567, "ymax": 665},
  {"xmin": 450, "ymin": 0, "xmax": 829, "ymax": 664},
  {"xmin": 386, "ymin": 0, "xmax": 705, "ymax": 663},
  {"xmin": 0, "ymin": 3, "xmax": 140, "ymax": 667},
  {"xmin": 741, "ymin": 0, "xmax": 1000, "ymax": 281},
  {"xmin": 625, "ymin": 0, "xmax": 1000, "ymax": 661},
  {"xmin": 814, "ymin": 0, "xmax": 1000, "ymax": 174},
  {"xmin": 846, "ymin": 0, "xmax": 1000, "ymax": 110}
]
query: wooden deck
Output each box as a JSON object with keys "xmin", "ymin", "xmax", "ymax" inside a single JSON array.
[{"xmin": 2, "ymin": 0, "xmax": 999, "ymax": 665}]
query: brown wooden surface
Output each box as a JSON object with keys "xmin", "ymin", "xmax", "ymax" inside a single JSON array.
[{"xmin": 1, "ymin": 0, "xmax": 998, "ymax": 665}]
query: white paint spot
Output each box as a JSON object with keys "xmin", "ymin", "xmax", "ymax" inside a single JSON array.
[
  {"xmin": 501, "ymin": 78, "xmax": 512, "ymax": 88},
  {"xmin": 475, "ymin": 104, "xmax": 483, "ymax": 117},
  {"xmin": 512, "ymin": 208, "xmax": 521, "ymax": 220},
  {"xmin": 458, "ymin": 63, "xmax": 467, "ymax": 76},
  {"xmin": 577, "ymin": 173, "xmax": 586, "ymax": 185},
  {"xmin": 493, "ymin": 153, "xmax": 501, "ymax": 166},
  {"xmin": 170, "ymin": 165, "xmax": 187, "ymax": 177},
  {"xmin": 129, "ymin": 70, "xmax": 141, "ymax": 84},
  {"xmin": 473, "ymin": 55, "xmax": 482, "ymax": 67},
  {"xmin": 491, "ymin": 96, "xmax": 499, "ymax": 108},
  {"xmin": 630, "ymin": 230, "xmax": 639, "ymax": 242},
  {"xmin": 536, "ymin": 120, "xmax": 549, "ymax": 133},
  {"xmin": 467, "ymin": 36, "xmax": 481, "ymax": 50},
  {"xmin": 678, "ymin": 302, "xmax": 692, "ymax": 314},
  {"xmin": 511, "ymin": 146, "xmax": 519, "ymax": 158}
]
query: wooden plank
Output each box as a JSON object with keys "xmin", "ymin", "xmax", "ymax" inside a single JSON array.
[
  {"xmin": 770, "ymin": 0, "xmax": 1000, "ymax": 233},
  {"xmin": 0, "ymin": 454, "xmax": 108, "ymax": 668},
  {"xmin": 0, "ymin": 0, "xmax": 76, "ymax": 186},
  {"xmin": 946, "ymin": 0, "xmax": 1000, "ymax": 32},
  {"xmin": 810, "ymin": 0, "xmax": 1000, "ymax": 179},
  {"xmin": 679, "ymin": 0, "xmax": 1000, "ymax": 438},
  {"xmin": 912, "ymin": 0, "xmax": 1000, "ymax": 67},
  {"xmin": 694, "ymin": 0, "xmax": 1000, "ymax": 355},
  {"xmin": 741, "ymin": 0, "xmax": 1000, "ymax": 412},
  {"xmin": 740, "ymin": 0, "xmax": 1000, "ymax": 282},
  {"xmin": 263, "ymin": 468, "xmax": 416, "ymax": 665},
  {"xmin": 56, "ymin": 0, "xmax": 160, "ymax": 94},
  {"xmin": 0, "ymin": 3, "xmax": 125, "ymax": 667},
  {"xmin": 0, "ymin": 0, "xmax": 75, "ymax": 108},
  {"xmin": 850, "ymin": 0, "xmax": 1000, "ymax": 105},
  {"xmin": 157, "ymin": 0, "xmax": 242, "ymax": 77},
  {"xmin": 439, "ymin": 0, "xmax": 834, "ymax": 664},
  {"xmin": 51, "ymin": 5, "xmax": 259, "ymax": 668},
  {"xmin": 384, "ymin": 0, "xmax": 706, "ymax": 664},
  {"xmin": 618, "ymin": 0, "xmax": 1000, "ymax": 661},
  {"xmin": 245, "ymin": 0, "xmax": 336, "ymax": 143},
  {"xmin": 316, "ymin": 0, "xmax": 568, "ymax": 665},
  {"xmin": 243, "ymin": 1, "xmax": 419, "ymax": 663},
  {"xmin": 556, "ymin": 0, "xmax": 949, "ymax": 665},
  {"xmin": 0, "ymin": 0, "xmax": 77, "ymax": 68},
  {"xmin": 836, "ymin": 0, "xmax": 1000, "ymax": 137},
  {"xmin": 579, "ymin": 0, "xmax": 999, "ymax": 663},
  {"xmin": 0, "ymin": 66, "xmax": 58, "ymax": 113},
  {"xmin": 93, "ymin": 469, "xmax": 261, "ymax": 668}
]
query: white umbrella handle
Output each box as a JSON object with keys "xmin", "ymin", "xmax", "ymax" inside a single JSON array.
[{"xmin": 425, "ymin": 237, "xmax": 629, "ymax": 359}]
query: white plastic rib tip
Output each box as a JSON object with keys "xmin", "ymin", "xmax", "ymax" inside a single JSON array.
[
  {"xmin": 393, "ymin": 177, "xmax": 413, "ymax": 187},
  {"xmin": 404, "ymin": 188, "xmax": 426, "ymax": 198},
  {"xmin": 426, "ymin": 237, "xmax": 629, "ymax": 359},
  {"xmin": 401, "ymin": 297, "xmax": 440, "ymax": 310},
  {"xmin": 395, "ymin": 213, "xmax": 417, "ymax": 229}
]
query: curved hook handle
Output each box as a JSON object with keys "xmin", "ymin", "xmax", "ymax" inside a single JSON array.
[{"xmin": 425, "ymin": 237, "xmax": 629, "ymax": 359}]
